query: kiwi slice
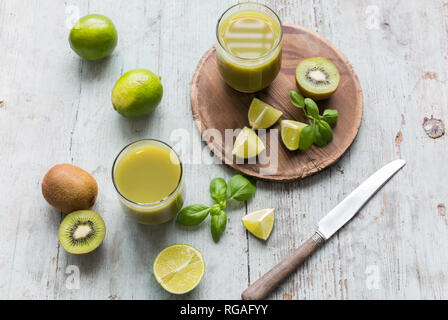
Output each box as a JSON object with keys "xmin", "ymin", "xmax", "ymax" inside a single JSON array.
[
  {"xmin": 295, "ymin": 57, "xmax": 340, "ymax": 100},
  {"xmin": 58, "ymin": 210, "xmax": 106, "ymax": 254}
]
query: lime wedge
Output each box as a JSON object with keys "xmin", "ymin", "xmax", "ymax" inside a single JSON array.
[
  {"xmin": 232, "ymin": 127, "xmax": 265, "ymax": 159},
  {"xmin": 153, "ymin": 244, "xmax": 205, "ymax": 294},
  {"xmin": 242, "ymin": 208, "xmax": 275, "ymax": 240},
  {"xmin": 280, "ymin": 120, "xmax": 308, "ymax": 151},
  {"xmin": 248, "ymin": 98, "xmax": 283, "ymax": 129}
]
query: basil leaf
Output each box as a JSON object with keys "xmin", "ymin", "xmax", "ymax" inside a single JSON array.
[
  {"xmin": 299, "ymin": 124, "xmax": 316, "ymax": 151},
  {"xmin": 322, "ymin": 109, "xmax": 338, "ymax": 126},
  {"xmin": 210, "ymin": 177, "xmax": 227, "ymax": 202},
  {"xmin": 177, "ymin": 204, "xmax": 210, "ymax": 226},
  {"xmin": 227, "ymin": 174, "xmax": 256, "ymax": 201},
  {"xmin": 314, "ymin": 120, "xmax": 333, "ymax": 148},
  {"xmin": 211, "ymin": 211, "xmax": 227, "ymax": 242},
  {"xmin": 319, "ymin": 120, "xmax": 333, "ymax": 143},
  {"xmin": 314, "ymin": 124, "xmax": 327, "ymax": 148},
  {"xmin": 289, "ymin": 91, "xmax": 305, "ymax": 109},
  {"xmin": 304, "ymin": 98, "xmax": 320, "ymax": 119}
]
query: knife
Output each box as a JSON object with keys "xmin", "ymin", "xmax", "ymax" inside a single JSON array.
[{"xmin": 241, "ymin": 159, "xmax": 407, "ymax": 300}]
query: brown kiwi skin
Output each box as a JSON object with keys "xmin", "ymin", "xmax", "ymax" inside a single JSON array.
[{"xmin": 42, "ymin": 164, "xmax": 98, "ymax": 214}]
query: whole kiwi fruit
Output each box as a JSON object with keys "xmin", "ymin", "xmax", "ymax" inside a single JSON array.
[{"xmin": 42, "ymin": 164, "xmax": 98, "ymax": 214}]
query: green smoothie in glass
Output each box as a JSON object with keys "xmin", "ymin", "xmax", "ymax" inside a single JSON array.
[{"xmin": 216, "ymin": 3, "xmax": 283, "ymax": 93}]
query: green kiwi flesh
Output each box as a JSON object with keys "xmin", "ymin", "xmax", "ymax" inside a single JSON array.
[
  {"xmin": 58, "ymin": 210, "xmax": 106, "ymax": 254},
  {"xmin": 295, "ymin": 57, "xmax": 340, "ymax": 100}
]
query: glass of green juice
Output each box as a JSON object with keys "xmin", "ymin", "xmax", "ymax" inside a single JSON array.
[
  {"xmin": 112, "ymin": 139, "xmax": 184, "ymax": 225},
  {"xmin": 216, "ymin": 2, "xmax": 283, "ymax": 93}
]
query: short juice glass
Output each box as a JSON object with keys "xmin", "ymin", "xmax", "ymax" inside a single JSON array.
[
  {"xmin": 112, "ymin": 139, "xmax": 184, "ymax": 225},
  {"xmin": 216, "ymin": 2, "xmax": 283, "ymax": 93}
]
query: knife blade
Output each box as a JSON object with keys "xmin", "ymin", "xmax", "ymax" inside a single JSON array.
[
  {"xmin": 242, "ymin": 159, "xmax": 407, "ymax": 300},
  {"xmin": 318, "ymin": 159, "xmax": 407, "ymax": 240}
]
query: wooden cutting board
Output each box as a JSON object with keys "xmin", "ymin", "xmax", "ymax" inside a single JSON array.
[{"xmin": 190, "ymin": 24, "xmax": 363, "ymax": 182}]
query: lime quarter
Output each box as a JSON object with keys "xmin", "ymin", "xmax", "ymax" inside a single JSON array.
[
  {"xmin": 280, "ymin": 120, "xmax": 307, "ymax": 151},
  {"xmin": 232, "ymin": 127, "xmax": 265, "ymax": 159},
  {"xmin": 248, "ymin": 98, "xmax": 283, "ymax": 129},
  {"xmin": 153, "ymin": 244, "xmax": 205, "ymax": 294},
  {"xmin": 69, "ymin": 14, "xmax": 118, "ymax": 60},
  {"xmin": 242, "ymin": 208, "xmax": 275, "ymax": 240},
  {"xmin": 112, "ymin": 68, "xmax": 163, "ymax": 118}
]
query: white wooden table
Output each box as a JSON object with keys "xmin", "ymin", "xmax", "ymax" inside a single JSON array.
[{"xmin": 1, "ymin": 0, "xmax": 447, "ymax": 300}]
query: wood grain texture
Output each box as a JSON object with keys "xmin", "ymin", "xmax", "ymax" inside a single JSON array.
[
  {"xmin": 0, "ymin": 0, "xmax": 447, "ymax": 300},
  {"xmin": 191, "ymin": 24, "xmax": 363, "ymax": 182},
  {"xmin": 247, "ymin": 0, "xmax": 448, "ymax": 300}
]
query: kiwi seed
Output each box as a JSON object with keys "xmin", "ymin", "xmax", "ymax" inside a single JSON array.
[
  {"xmin": 70, "ymin": 221, "xmax": 95, "ymax": 244},
  {"xmin": 306, "ymin": 67, "xmax": 331, "ymax": 86}
]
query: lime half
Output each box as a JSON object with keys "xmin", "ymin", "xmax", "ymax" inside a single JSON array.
[
  {"xmin": 248, "ymin": 98, "xmax": 283, "ymax": 129},
  {"xmin": 280, "ymin": 120, "xmax": 307, "ymax": 151},
  {"xmin": 153, "ymin": 244, "xmax": 205, "ymax": 294},
  {"xmin": 242, "ymin": 208, "xmax": 275, "ymax": 240},
  {"xmin": 232, "ymin": 127, "xmax": 265, "ymax": 159}
]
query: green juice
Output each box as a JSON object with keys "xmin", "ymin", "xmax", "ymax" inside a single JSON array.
[
  {"xmin": 112, "ymin": 140, "xmax": 184, "ymax": 225},
  {"xmin": 217, "ymin": 5, "xmax": 283, "ymax": 93}
]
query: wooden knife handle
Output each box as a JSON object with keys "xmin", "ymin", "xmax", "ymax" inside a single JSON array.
[{"xmin": 241, "ymin": 232, "xmax": 325, "ymax": 300}]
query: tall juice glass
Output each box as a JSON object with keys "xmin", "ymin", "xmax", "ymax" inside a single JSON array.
[
  {"xmin": 216, "ymin": 2, "xmax": 283, "ymax": 93},
  {"xmin": 112, "ymin": 139, "xmax": 184, "ymax": 225}
]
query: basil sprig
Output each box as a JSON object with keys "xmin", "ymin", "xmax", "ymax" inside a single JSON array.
[
  {"xmin": 290, "ymin": 91, "xmax": 338, "ymax": 150},
  {"xmin": 177, "ymin": 174, "xmax": 256, "ymax": 242}
]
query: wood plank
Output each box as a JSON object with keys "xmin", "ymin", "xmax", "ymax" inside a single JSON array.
[
  {"xmin": 0, "ymin": 0, "xmax": 89, "ymax": 299},
  {"xmin": 247, "ymin": 0, "xmax": 448, "ymax": 300},
  {"xmin": 43, "ymin": 0, "xmax": 247, "ymax": 300}
]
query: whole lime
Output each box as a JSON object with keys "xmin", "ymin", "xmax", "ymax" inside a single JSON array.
[
  {"xmin": 69, "ymin": 14, "xmax": 118, "ymax": 60},
  {"xmin": 111, "ymin": 69, "xmax": 163, "ymax": 118}
]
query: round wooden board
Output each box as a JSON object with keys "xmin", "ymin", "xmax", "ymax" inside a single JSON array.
[{"xmin": 190, "ymin": 24, "xmax": 363, "ymax": 182}]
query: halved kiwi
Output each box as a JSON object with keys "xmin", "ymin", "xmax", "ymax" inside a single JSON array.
[
  {"xmin": 58, "ymin": 210, "xmax": 106, "ymax": 255},
  {"xmin": 295, "ymin": 57, "xmax": 340, "ymax": 101}
]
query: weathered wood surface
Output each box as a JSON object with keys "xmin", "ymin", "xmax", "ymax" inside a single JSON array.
[{"xmin": 0, "ymin": 0, "xmax": 447, "ymax": 300}]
